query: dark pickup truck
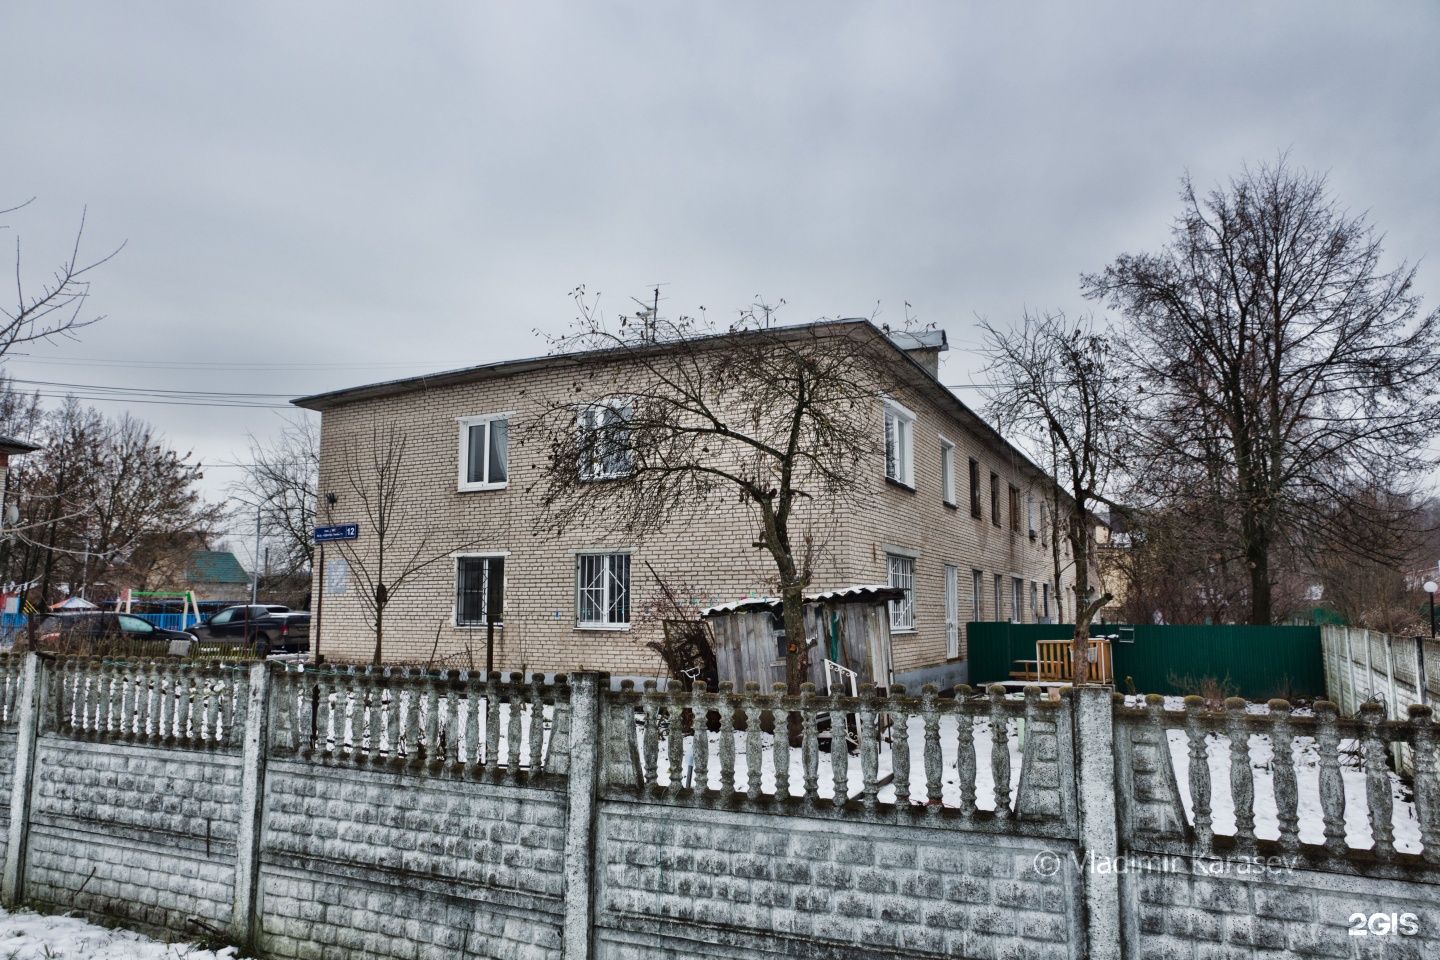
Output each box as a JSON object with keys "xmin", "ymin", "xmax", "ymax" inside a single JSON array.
[{"xmin": 186, "ymin": 605, "xmax": 310, "ymax": 657}]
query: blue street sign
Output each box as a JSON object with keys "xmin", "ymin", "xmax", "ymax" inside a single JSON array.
[{"xmin": 314, "ymin": 524, "xmax": 359, "ymax": 542}]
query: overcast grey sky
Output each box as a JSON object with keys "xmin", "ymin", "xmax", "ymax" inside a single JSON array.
[{"xmin": 3, "ymin": 1, "xmax": 1438, "ymax": 519}]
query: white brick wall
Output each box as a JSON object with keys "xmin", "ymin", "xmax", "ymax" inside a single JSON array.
[{"xmin": 308, "ymin": 331, "xmax": 1081, "ymax": 677}]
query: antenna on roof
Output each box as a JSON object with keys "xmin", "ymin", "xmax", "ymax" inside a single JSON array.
[{"xmin": 631, "ymin": 285, "xmax": 664, "ymax": 341}]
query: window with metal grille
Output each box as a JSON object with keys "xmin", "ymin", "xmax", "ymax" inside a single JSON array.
[
  {"xmin": 888, "ymin": 554, "xmax": 915, "ymax": 631},
  {"xmin": 456, "ymin": 556, "xmax": 504, "ymax": 626},
  {"xmin": 577, "ymin": 553, "xmax": 630, "ymax": 627}
]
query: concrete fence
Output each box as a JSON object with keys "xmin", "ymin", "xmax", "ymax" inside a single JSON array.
[{"xmin": 0, "ymin": 653, "xmax": 1436, "ymax": 959}]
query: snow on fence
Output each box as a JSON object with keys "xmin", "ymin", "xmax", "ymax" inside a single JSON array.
[
  {"xmin": 268, "ymin": 665, "xmax": 566, "ymax": 777},
  {"xmin": 617, "ymin": 679, "xmax": 1440, "ymax": 862},
  {"xmin": 1117, "ymin": 694, "xmax": 1438, "ymax": 861},
  {"xmin": 614, "ymin": 680, "xmax": 1045, "ymax": 815},
  {"xmin": 52, "ymin": 657, "xmax": 246, "ymax": 747}
]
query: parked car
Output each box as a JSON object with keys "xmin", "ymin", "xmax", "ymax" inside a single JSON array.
[
  {"xmin": 34, "ymin": 612, "xmax": 194, "ymax": 654},
  {"xmin": 186, "ymin": 605, "xmax": 310, "ymax": 657}
]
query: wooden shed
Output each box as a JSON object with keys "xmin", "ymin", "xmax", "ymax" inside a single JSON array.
[{"xmin": 700, "ymin": 585, "xmax": 901, "ymax": 692}]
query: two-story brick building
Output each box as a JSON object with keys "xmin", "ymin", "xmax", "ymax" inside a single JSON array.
[{"xmin": 294, "ymin": 319, "xmax": 1080, "ymax": 688}]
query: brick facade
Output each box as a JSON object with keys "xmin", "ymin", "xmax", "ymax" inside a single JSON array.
[{"xmin": 300, "ymin": 321, "xmax": 1080, "ymax": 682}]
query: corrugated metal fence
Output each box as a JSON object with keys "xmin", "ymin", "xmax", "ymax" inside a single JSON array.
[{"xmin": 968, "ymin": 621, "xmax": 1326, "ymax": 699}]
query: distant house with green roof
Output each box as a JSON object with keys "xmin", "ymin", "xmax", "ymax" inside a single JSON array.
[{"xmin": 184, "ymin": 550, "xmax": 251, "ymax": 600}]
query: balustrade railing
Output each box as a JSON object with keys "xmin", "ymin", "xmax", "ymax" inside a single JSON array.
[
  {"xmin": 612, "ymin": 680, "xmax": 1069, "ymax": 826},
  {"xmin": 51, "ymin": 657, "xmax": 246, "ymax": 748},
  {"xmin": 270, "ymin": 665, "xmax": 568, "ymax": 779},
  {"xmin": 1118, "ymin": 695, "xmax": 1439, "ymax": 864}
]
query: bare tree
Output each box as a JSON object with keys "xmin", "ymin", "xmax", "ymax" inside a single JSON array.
[
  {"xmin": 0, "ymin": 399, "xmax": 222, "ymax": 605},
  {"xmin": 232, "ymin": 415, "xmax": 320, "ymax": 580},
  {"xmin": 2, "ymin": 200, "xmax": 123, "ymax": 357},
  {"xmin": 529, "ymin": 291, "xmax": 902, "ymax": 693},
  {"xmin": 1085, "ymin": 158, "xmax": 1440, "ymax": 624},
  {"xmin": 980, "ymin": 310, "xmax": 1129, "ymax": 682},
  {"xmin": 323, "ymin": 423, "xmax": 466, "ymax": 665}
]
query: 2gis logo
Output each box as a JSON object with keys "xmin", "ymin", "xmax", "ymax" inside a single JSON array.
[{"xmin": 1348, "ymin": 912, "xmax": 1420, "ymax": 937}]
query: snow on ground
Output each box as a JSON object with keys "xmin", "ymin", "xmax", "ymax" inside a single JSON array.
[
  {"xmin": 0, "ymin": 908, "xmax": 233, "ymax": 960},
  {"xmin": 646, "ymin": 705, "xmax": 1424, "ymax": 854}
]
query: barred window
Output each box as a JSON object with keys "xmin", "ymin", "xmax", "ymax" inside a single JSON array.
[
  {"xmin": 456, "ymin": 556, "xmax": 504, "ymax": 626},
  {"xmin": 888, "ymin": 554, "xmax": 915, "ymax": 632},
  {"xmin": 577, "ymin": 553, "xmax": 630, "ymax": 627}
]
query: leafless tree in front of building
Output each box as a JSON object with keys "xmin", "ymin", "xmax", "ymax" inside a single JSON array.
[
  {"xmin": 981, "ymin": 309, "xmax": 1130, "ymax": 682},
  {"xmin": 529, "ymin": 290, "xmax": 902, "ymax": 694}
]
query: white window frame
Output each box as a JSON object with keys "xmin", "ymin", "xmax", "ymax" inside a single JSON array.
[
  {"xmin": 882, "ymin": 398, "xmax": 916, "ymax": 488},
  {"xmin": 578, "ymin": 399, "xmax": 634, "ymax": 482},
  {"xmin": 457, "ymin": 412, "xmax": 513, "ymax": 492},
  {"xmin": 944, "ymin": 563, "xmax": 959, "ymax": 659},
  {"xmin": 939, "ymin": 437, "xmax": 956, "ymax": 505},
  {"xmin": 972, "ymin": 569, "xmax": 984, "ymax": 622},
  {"xmin": 1012, "ymin": 576, "xmax": 1024, "ymax": 623},
  {"xmin": 576, "ymin": 552, "xmax": 632, "ymax": 629},
  {"xmin": 453, "ymin": 551, "xmax": 509, "ymax": 627},
  {"xmin": 887, "ymin": 553, "xmax": 915, "ymax": 633}
]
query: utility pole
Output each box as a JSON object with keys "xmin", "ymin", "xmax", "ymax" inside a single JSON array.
[{"xmin": 251, "ymin": 505, "xmax": 261, "ymax": 604}]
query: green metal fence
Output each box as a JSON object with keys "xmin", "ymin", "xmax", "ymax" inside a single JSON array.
[{"xmin": 966, "ymin": 622, "xmax": 1325, "ymax": 700}]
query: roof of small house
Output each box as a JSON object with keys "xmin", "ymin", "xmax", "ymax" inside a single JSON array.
[
  {"xmin": 184, "ymin": 550, "xmax": 251, "ymax": 585},
  {"xmin": 700, "ymin": 584, "xmax": 906, "ymax": 618},
  {"xmin": 0, "ymin": 435, "xmax": 40, "ymax": 457}
]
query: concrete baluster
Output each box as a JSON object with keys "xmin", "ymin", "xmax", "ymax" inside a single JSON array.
[
  {"xmin": 665, "ymin": 681, "xmax": 684, "ymax": 790},
  {"xmin": 989, "ymin": 685, "xmax": 1011, "ymax": 818},
  {"xmin": 1408, "ymin": 704, "xmax": 1438, "ymax": 864},
  {"xmin": 1269, "ymin": 700, "xmax": 1300, "ymax": 850},
  {"xmin": 691, "ymin": 682, "xmax": 711, "ymax": 792},
  {"xmin": 771, "ymin": 683, "xmax": 789, "ymax": 800},
  {"xmin": 382, "ymin": 682, "xmax": 400, "ymax": 766},
  {"xmin": 830, "ymin": 687, "xmax": 849, "ymax": 807},
  {"xmin": 890, "ymin": 684, "xmax": 910, "ymax": 806},
  {"xmin": 717, "ymin": 680, "xmax": 736, "ymax": 796},
  {"xmin": 485, "ymin": 672, "xmax": 502, "ymax": 771},
  {"xmin": 1359, "ymin": 701, "xmax": 1395, "ymax": 858},
  {"xmin": 115, "ymin": 663, "xmax": 134, "ymax": 741},
  {"xmin": 640, "ymin": 680, "xmax": 660, "ymax": 787},
  {"xmin": 500, "ymin": 672, "xmax": 522, "ymax": 777},
  {"xmin": 954, "ymin": 686, "xmax": 976, "ymax": 816},
  {"xmin": 463, "ymin": 683, "xmax": 480, "ymax": 773},
  {"xmin": 1224, "ymin": 697, "xmax": 1255, "ymax": 846},
  {"xmin": 1314, "ymin": 701, "xmax": 1348, "ymax": 855},
  {"xmin": 1182, "ymin": 697, "xmax": 1212, "ymax": 851},
  {"xmin": 744, "ymin": 682, "xmax": 764, "ymax": 800},
  {"xmin": 529, "ymin": 675, "xmax": 547, "ymax": 776},
  {"xmin": 94, "ymin": 660, "xmax": 109, "ymax": 736},
  {"xmin": 799, "ymin": 683, "xmax": 818, "ymax": 800},
  {"xmin": 858, "ymin": 684, "xmax": 878, "ymax": 808},
  {"xmin": 920, "ymin": 685, "xmax": 942, "ymax": 806},
  {"xmin": 425, "ymin": 678, "xmax": 444, "ymax": 770}
]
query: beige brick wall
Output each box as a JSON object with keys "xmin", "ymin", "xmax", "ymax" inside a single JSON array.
[{"xmin": 308, "ymin": 336, "xmax": 1081, "ymax": 680}]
